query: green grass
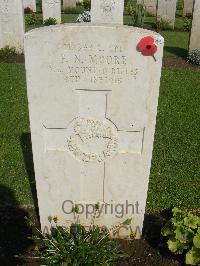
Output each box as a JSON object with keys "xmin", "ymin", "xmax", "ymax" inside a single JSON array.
[
  {"xmin": 161, "ymin": 31, "xmax": 190, "ymax": 58},
  {"xmin": 61, "ymin": 14, "xmax": 78, "ymax": 23},
  {"xmin": 147, "ymin": 68, "xmax": 200, "ymax": 209},
  {"xmin": 0, "ymin": 64, "xmax": 199, "ymax": 208},
  {"xmin": 0, "ymin": 64, "xmax": 33, "ymax": 205}
]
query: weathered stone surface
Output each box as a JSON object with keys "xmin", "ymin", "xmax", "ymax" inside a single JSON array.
[
  {"xmin": 42, "ymin": 0, "xmax": 61, "ymax": 23},
  {"xmin": 183, "ymin": 0, "xmax": 194, "ymax": 16},
  {"xmin": 24, "ymin": 24, "xmax": 164, "ymax": 238},
  {"xmin": 137, "ymin": 0, "xmax": 157, "ymax": 16},
  {"xmin": 0, "ymin": 0, "xmax": 24, "ymax": 52},
  {"xmin": 189, "ymin": 0, "xmax": 200, "ymax": 50},
  {"xmin": 91, "ymin": 0, "xmax": 124, "ymax": 24},
  {"xmin": 63, "ymin": 0, "xmax": 76, "ymax": 10},
  {"xmin": 23, "ymin": 0, "xmax": 36, "ymax": 12},
  {"xmin": 157, "ymin": 0, "xmax": 177, "ymax": 29}
]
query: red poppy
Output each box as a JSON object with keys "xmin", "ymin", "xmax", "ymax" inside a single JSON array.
[{"xmin": 137, "ymin": 36, "xmax": 157, "ymax": 56}]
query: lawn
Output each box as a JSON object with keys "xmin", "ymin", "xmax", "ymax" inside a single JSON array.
[{"xmin": 0, "ymin": 64, "xmax": 199, "ymax": 208}]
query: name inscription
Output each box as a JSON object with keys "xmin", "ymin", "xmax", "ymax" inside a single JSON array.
[{"xmin": 48, "ymin": 42, "xmax": 140, "ymax": 85}]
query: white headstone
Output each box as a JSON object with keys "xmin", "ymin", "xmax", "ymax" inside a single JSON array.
[
  {"xmin": 189, "ymin": 0, "xmax": 200, "ymax": 50},
  {"xmin": 157, "ymin": 0, "xmax": 177, "ymax": 29},
  {"xmin": 137, "ymin": 0, "xmax": 157, "ymax": 16},
  {"xmin": 91, "ymin": 0, "xmax": 124, "ymax": 24},
  {"xmin": 0, "ymin": 0, "xmax": 24, "ymax": 52},
  {"xmin": 42, "ymin": 0, "xmax": 61, "ymax": 23},
  {"xmin": 25, "ymin": 24, "xmax": 164, "ymax": 238},
  {"xmin": 23, "ymin": 0, "xmax": 36, "ymax": 12},
  {"xmin": 183, "ymin": 0, "xmax": 194, "ymax": 16},
  {"xmin": 63, "ymin": 0, "xmax": 76, "ymax": 10}
]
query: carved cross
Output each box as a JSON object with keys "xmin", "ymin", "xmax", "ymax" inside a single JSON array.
[{"xmin": 44, "ymin": 90, "xmax": 144, "ymax": 201}]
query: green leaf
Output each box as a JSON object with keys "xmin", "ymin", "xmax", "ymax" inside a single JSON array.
[
  {"xmin": 161, "ymin": 220, "xmax": 174, "ymax": 237},
  {"xmin": 184, "ymin": 214, "xmax": 200, "ymax": 229},
  {"xmin": 175, "ymin": 225, "xmax": 194, "ymax": 243},
  {"xmin": 194, "ymin": 233, "xmax": 200, "ymax": 248},
  {"xmin": 172, "ymin": 208, "xmax": 186, "ymax": 226},
  {"xmin": 186, "ymin": 247, "xmax": 200, "ymax": 265},
  {"xmin": 167, "ymin": 238, "xmax": 188, "ymax": 254},
  {"xmin": 123, "ymin": 218, "xmax": 132, "ymax": 225}
]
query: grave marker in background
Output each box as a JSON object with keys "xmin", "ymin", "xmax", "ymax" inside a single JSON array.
[
  {"xmin": 137, "ymin": 0, "xmax": 157, "ymax": 16},
  {"xmin": 42, "ymin": 0, "xmax": 61, "ymax": 23},
  {"xmin": 189, "ymin": 0, "xmax": 200, "ymax": 50},
  {"xmin": 63, "ymin": 0, "xmax": 76, "ymax": 10},
  {"xmin": 23, "ymin": 0, "xmax": 36, "ymax": 12},
  {"xmin": 183, "ymin": 0, "xmax": 194, "ymax": 17},
  {"xmin": 157, "ymin": 0, "xmax": 177, "ymax": 29},
  {"xmin": 91, "ymin": 0, "xmax": 124, "ymax": 24},
  {"xmin": 0, "ymin": 0, "xmax": 24, "ymax": 52}
]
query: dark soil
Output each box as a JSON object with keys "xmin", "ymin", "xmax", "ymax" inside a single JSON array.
[
  {"xmin": 163, "ymin": 57, "xmax": 200, "ymax": 69},
  {"xmin": 0, "ymin": 54, "xmax": 25, "ymax": 64},
  {"xmin": 0, "ymin": 205, "xmax": 187, "ymax": 266}
]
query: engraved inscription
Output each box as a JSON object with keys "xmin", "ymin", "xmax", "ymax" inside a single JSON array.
[
  {"xmin": 44, "ymin": 0, "xmax": 59, "ymax": 8},
  {"xmin": 67, "ymin": 118, "xmax": 118, "ymax": 163},
  {"xmin": 48, "ymin": 42, "xmax": 139, "ymax": 85}
]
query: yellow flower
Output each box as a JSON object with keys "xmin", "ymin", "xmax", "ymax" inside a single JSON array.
[{"xmin": 53, "ymin": 215, "xmax": 58, "ymax": 223}]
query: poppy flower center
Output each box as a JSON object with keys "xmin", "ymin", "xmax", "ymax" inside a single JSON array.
[{"xmin": 146, "ymin": 45, "xmax": 152, "ymax": 50}]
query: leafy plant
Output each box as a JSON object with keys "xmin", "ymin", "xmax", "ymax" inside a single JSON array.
[
  {"xmin": 43, "ymin": 17, "xmax": 57, "ymax": 26},
  {"xmin": 0, "ymin": 46, "xmax": 17, "ymax": 59},
  {"xmin": 126, "ymin": 2, "xmax": 146, "ymax": 26},
  {"xmin": 83, "ymin": 0, "xmax": 91, "ymax": 11},
  {"xmin": 25, "ymin": 13, "xmax": 39, "ymax": 26},
  {"xmin": 187, "ymin": 49, "xmax": 200, "ymax": 66},
  {"xmin": 24, "ymin": 7, "xmax": 33, "ymax": 14},
  {"xmin": 161, "ymin": 208, "xmax": 200, "ymax": 265},
  {"xmin": 29, "ymin": 214, "xmax": 127, "ymax": 266},
  {"xmin": 183, "ymin": 17, "xmax": 192, "ymax": 31}
]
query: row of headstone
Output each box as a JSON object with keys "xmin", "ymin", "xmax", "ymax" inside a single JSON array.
[
  {"xmin": 23, "ymin": 0, "xmax": 77, "ymax": 12},
  {"xmin": 24, "ymin": 0, "xmax": 164, "ymax": 238},
  {"xmin": 23, "ymin": 0, "xmax": 76, "ymax": 24},
  {"xmin": 0, "ymin": 0, "xmax": 199, "ymax": 53},
  {"xmin": 137, "ymin": 0, "xmax": 194, "ymax": 29},
  {"xmin": 137, "ymin": 0, "xmax": 177, "ymax": 29}
]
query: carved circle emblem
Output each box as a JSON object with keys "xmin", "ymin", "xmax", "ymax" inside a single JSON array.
[{"xmin": 67, "ymin": 118, "xmax": 118, "ymax": 163}]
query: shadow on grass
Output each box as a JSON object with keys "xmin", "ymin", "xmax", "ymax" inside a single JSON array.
[
  {"xmin": 164, "ymin": 46, "xmax": 188, "ymax": 58},
  {"xmin": 20, "ymin": 133, "xmax": 39, "ymax": 217},
  {"xmin": 0, "ymin": 185, "xmax": 34, "ymax": 265},
  {"xmin": 143, "ymin": 210, "xmax": 185, "ymax": 265}
]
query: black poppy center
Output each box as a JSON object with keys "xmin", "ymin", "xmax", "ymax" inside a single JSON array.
[{"xmin": 146, "ymin": 45, "xmax": 152, "ymax": 50}]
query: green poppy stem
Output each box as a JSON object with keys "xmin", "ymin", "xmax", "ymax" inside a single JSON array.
[{"xmin": 152, "ymin": 54, "xmax": 157, "ymax": 62}]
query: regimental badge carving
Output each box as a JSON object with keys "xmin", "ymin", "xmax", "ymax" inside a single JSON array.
[
  {"xmin": 67, "ymin": 118, "xmax": 118, "ymax": 163},
  {"xmin": 100, "ymin": 0, "xmax": 115, "ymax": 15}
]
